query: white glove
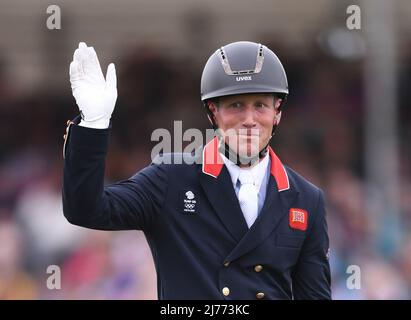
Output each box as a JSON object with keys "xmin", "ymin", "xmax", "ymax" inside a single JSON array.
[{"xmin": 69, "ymin": 42, "xmax": 117, "ymax": 129}]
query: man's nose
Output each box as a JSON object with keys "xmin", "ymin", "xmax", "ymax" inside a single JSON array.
[{"xmin": 242, "ymin": 107, "xmax": 257, "ymax": 127}]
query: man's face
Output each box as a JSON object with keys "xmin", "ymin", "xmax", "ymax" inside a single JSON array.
[{"xmin": 208, "ymin": 93, "xmax": 282, "ymax": 161}]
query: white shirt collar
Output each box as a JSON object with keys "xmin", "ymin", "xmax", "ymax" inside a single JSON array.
[{"xmin": 220, "ymin": 152, "xmax": 270, "ymax": 190}]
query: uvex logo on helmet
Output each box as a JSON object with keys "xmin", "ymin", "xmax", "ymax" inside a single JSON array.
[{"xmin": 236, "ymin": 76, "xmax": 252, "ymax": 82}]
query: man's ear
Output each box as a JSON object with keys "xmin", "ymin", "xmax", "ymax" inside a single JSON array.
[
  {"xmin": 208, "ymin": 101, "xmax": 218, "ymax": 114},
  {"xmin": 275, "ymin": 111, "xmax": 282, "ymax": 125},
  {"xmin": 207, "ymin": 101, "xmax": 218, "ymax": 126},
  {"xmin": 274, "ymin": 99, "xmax": 282, "ymax": 125}
]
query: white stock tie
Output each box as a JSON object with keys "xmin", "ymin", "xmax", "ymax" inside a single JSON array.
[{"xmin": 238, "ymin": 170, "xmax": 259, "ymax": 228}]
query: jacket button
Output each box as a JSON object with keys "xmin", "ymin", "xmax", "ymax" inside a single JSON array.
[
  {"xmin": 222, "ymin": 287, "xmax": 230, "ymax": 296},
  {"xmin": 254, "ymin": 265, "xmax": 263, "ymax": 272},
  {"xmin": 224, "ymin": 261, "xmax": 230, "ymax": 267},
  {"xmin": 256, "ymin": 292, "xmax": 265, "ymax": 299}
]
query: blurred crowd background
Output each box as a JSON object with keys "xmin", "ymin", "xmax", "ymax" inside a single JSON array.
[{"xmin": 0, "ymin": 0, "xmax": 410, "ymax": 299}]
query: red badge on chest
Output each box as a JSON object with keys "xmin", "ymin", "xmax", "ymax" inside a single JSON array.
[{"xmin": 289, "ymin": 208, "xmax": 308, "ymax": 231}]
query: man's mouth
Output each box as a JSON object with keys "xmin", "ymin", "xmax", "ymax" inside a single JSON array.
[
  {"xmin": 237, "ymin": 134, "xmax": 260, "ymax": 138},
  {"xmin": 237, "ymin": 131, "xmax": 260, "ymax": 136}
]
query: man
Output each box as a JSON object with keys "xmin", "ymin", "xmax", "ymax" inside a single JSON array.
[{"xmin": 63, "ymin": 41, "xmax": 331, "ymax": 299}]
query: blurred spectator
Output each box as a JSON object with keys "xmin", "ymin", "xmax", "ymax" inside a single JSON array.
[
  {"xmin": 0, "ymin": 218, "xmax": 38, "ymax": 299},
  {"xmin": 15, "ymin": 156, "xmax": 87, "ymax": 272}
]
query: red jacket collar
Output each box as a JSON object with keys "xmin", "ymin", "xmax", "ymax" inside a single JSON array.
[{"xmin": 202, "ymin": 137, "xmax": 290, "ymax": 192}]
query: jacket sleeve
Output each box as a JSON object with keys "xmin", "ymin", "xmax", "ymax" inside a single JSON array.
[
  {"xmin": 62, "ymin": 123, "xmax": 168, "ymax": 231},
  {"xmin": 292, "ymin": 190, "xmax": 332, "ymax": 299}
]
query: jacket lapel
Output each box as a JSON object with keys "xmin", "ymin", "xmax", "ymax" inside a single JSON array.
[
  {"xmin": 198, "ymin": 137, "xmax": 248, "ymax": 242},
  {"xmin": 199, "ymin": 165, "xmax": 249, "ymax": 242}
]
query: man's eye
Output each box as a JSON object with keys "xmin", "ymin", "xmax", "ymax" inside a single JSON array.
[
  {"xmin": 230, "ymin": 102, "xmax": 241, "ymax": 108},
  {"xmin": 255, "ymin": 102, "xmax": 265, "ymax": 108}
]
